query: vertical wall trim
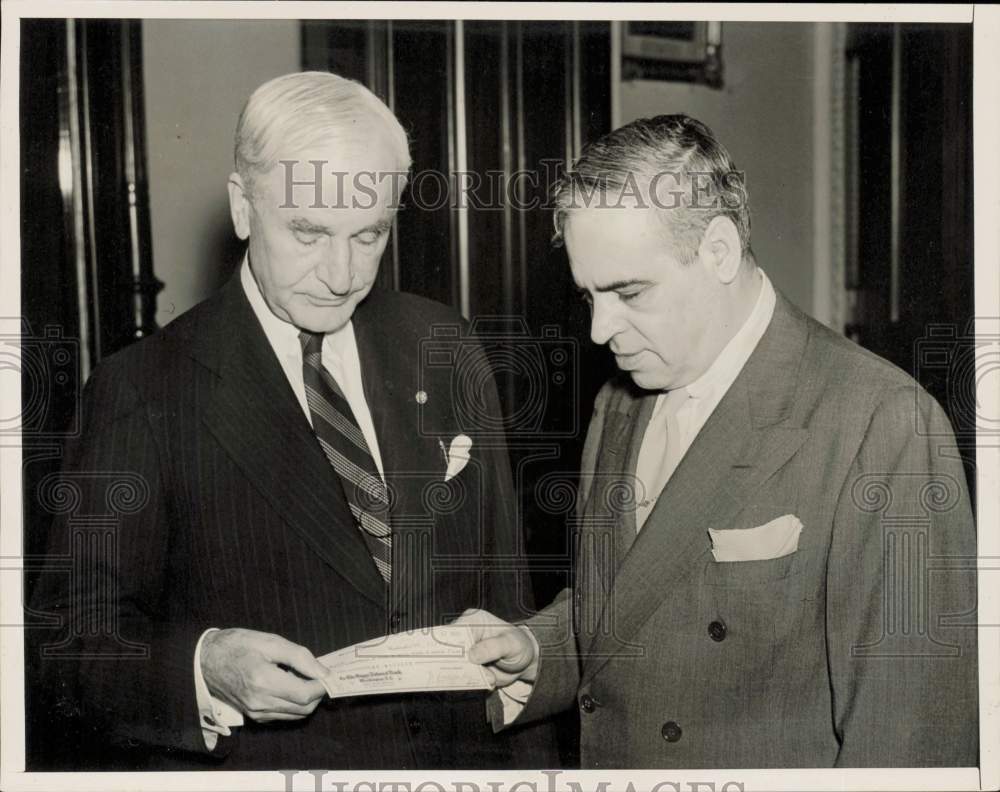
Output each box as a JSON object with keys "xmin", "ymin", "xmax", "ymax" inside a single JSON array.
[
  {"xmin": 364, "ymin": 21, "xmax": 399, "ymax": 292},
  {"xmin": 366, "ymin": 22, "xmax": 376, "ymax": 91},
  {"xmin": 571, "ymin": 21, "xmax": 582, "ymax": 162},
  {"xmin": 562, "ymin": 21, "xmax": 583, "ymax": 169},
  {"xmin": 445, "ymin": 24, "xmax": 458, "ymax": 309},
  {"xmin": 386, "ymin": 20, "xmax": 400, "ymax": 292},
  {"xmin": 829, "ymin": 23, "xmax": 847, "ymax": 334},
  {"xmin": 514, "ymin": 24, "xmax": 527, "ymax": 317},
  {"xmin": 78, "ymin": 25, "xmax": 100, "ymax": 361},
  {"xmin": 365, "ymin": 21, "xmax": 388, "ymax": 100},
  {"xmin": 610, "ymin": 21, "xmax": 622, "ymax": 129},
  {"xmin": 62, "ymin": 20, "xmax": 93, "ymax": 380},
  {"xmin": 500, "ymin": 22, "xmax": 515, "ymax": 317},
  {"xmin": 453, "ymin": 20, "xmax": 470, "ymax": 319},
  {"xmin": 121, "ymin": 26, "xmax": 147, "ymax": 340},
  {"xmin": 811, "ymin": 22, "xmax": 847, "ymax": 332},
  {"xmin": 845, "ymin": 52, "xmax": 860, "ymax": 292},
  {"xmin": 563, "ymin": 26, "xmax": 573, "ymax": 167},
  {"xmin": 889, "ymin": 24, "xmax": 903, "ymax": 323},
  {"xmin": 811, "ymin": 23, "xmax": 833, "ymax": 327},
  {"xmin": 385, "ymin": 21, "xmax": 396, "ymax": 113}
]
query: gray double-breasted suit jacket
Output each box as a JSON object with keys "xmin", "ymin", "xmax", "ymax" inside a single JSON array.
[{"xmin": 507, "ymin": 291, "xmax": 977, "ymax": 768}]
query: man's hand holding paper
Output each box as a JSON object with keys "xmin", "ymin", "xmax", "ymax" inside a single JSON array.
[
  {"xmin": 318, "ymin": 624, "xmax": 494, "ymax": 699},
  {"xmin": 456, "ymin": 608, "xmax": 539, "ymax": 688},
  {"xmin": 200, "ymin": 628, "xmax": 328, "ymax": 722}
]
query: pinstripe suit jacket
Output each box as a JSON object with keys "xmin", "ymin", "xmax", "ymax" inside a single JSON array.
[
  {"xmin": 31, "ymin": 272, "xmax": 555, "ymax": 770},
  {"xmin": 508, "ymin": 292, "xmax": 978, "ymax": 768}
]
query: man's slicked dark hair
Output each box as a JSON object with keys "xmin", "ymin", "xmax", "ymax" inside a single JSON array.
[{"xmin": 552, "ymin": 114, "xmax": 752, "ymax": 263}]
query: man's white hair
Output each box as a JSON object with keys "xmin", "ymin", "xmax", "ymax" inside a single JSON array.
[{"xmin": 234, "ymin": 71, "xmax": 411, "ymax": 196}]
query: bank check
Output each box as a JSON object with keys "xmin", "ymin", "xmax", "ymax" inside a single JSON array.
[{"xmin": 317, "ymin": 625, "xmax": 494, "ymax": 699}]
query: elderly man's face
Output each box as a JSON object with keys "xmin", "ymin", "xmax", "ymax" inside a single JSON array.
[
  {"xmin": 565, "ymin": 203, "xmax": 727, "ymax": 391},
  {"xmin": 230, "ymin": 138, "xmax": 399, "ymax": 333}
]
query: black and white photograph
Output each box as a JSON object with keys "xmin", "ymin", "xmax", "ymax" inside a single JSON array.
[{"xmin": 1, "ymin": 3, "xmax": 997, "ymax": 791}]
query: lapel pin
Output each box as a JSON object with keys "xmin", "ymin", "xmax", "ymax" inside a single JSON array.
[{"xmin": 415, "ymin": 390, "xmax": 428, "ymax": 405}]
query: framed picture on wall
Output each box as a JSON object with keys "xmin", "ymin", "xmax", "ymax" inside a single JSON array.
[{"xmin": 621, "ymin": 20, "xmax": 723, "ymax": 87}]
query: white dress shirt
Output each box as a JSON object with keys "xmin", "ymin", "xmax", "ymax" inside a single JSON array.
[{"xmin": 194, "ymin": 258, "xmax": 386, "ymax": 749}]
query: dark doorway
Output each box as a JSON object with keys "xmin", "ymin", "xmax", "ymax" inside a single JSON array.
[{"xmin": 844, "ymin": 23, "xmax": 975, "ymax": 498}]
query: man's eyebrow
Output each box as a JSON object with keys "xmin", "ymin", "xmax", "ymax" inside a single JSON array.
[
  {"xmin": 288, "ymin": 217, "xmax": 331, "ymax": 234},
  {"xmin": 593, "ymin": 279, "xmax": 653, "ymax": 293},
  {"xmin": 286, "ymin": 217, "xmax": 393, "ymax": 235},
  {"xmin": 361, "ymin": 218, "xmax": 393, "ymax": 235}
]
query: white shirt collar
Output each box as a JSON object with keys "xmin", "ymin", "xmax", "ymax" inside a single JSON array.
[
  {"xmin": 683, "ymin": 268, "xmax": 776, "ymax": 402},
  {"xmin": 239, "ymin": 257, "xmax": 385, "ymax": 478}
]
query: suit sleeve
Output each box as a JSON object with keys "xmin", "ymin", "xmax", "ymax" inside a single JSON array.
[
  {"xmin": 826, "ymin": 385, "xmax": 978, "ymax": 766},
  {"xmin": 489, "ymin": 382, "xmax": 613, "ymax": 730},
  {"xmin": 29, "ymin": 355, "xmax": 226, "ymax": 760}
]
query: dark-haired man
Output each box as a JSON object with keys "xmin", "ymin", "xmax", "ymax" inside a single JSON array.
[{"xmin": 462, "ymin": 114, "xmax": 977, "ymax": 768}]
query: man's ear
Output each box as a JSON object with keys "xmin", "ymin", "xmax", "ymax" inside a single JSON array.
[
  {"xmin": 699, "ymin": 215, "xmax": 742, "ymax": 284},
  {"xmin": 227, "ymin": 173, "xmax": 251, "ymax": 241}
]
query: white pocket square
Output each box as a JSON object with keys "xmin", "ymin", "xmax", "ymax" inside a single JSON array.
[
  {"xmin": 708, "ymin": 514, "xmax": 803, "ymax": 562},
  {"xmin": 443, "ymin": 434, "xmax": 472, "ymax": 482}
]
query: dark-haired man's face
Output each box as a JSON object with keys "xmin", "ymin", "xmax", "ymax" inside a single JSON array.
[
  {"xmin": 565, "ymin": 203, "xmax": 732, "ymax": 391},
  {"xmin": 228, "ymin": 138, "xmax": 398, "ymax": 333}
]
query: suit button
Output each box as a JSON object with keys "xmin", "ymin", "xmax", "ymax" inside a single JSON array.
[
  {"xmin": 407, "ymin": 716, "xmax": 422, "ymax": 734},
  {"xmin": 708, "ymin": 619, "xmax": 727, "ymax": 642},
  {"xmin": 661, "ymin": 720, "xmax": 682, "ymax": 742},
  {"xmin": 580, "ymin": 694, "xmax": 597, "ymax": 713},
  {"xmin": 389, "ymin": 613, "xmax": 402, "ymax": 633}
]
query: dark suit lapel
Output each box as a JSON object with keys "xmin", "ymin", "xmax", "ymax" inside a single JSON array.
[
  {"xmin": 196, "ymin": 274, "xmax": 386, "ymax": 606},
  {"xmin": 352, "ymin": 295, "xmax": 445, "ymax": 613},
  {"xmin": 580, "ymin": 291, "xmax": 811, "ymax": 684}
]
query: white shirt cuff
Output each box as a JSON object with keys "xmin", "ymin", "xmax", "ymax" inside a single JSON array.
[
  {"xmin": 194, "ymin": 628, "xmax": 244, "ymax": 750},
  {"xmin": 497, "ymin": 680, "xmax": 533, "ymax": 724}
]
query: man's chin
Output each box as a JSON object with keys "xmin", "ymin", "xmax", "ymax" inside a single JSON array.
[
  {"xmin": 288, "ymin": 303, "xmax": 357, "ymax": 334},
  {"xmin": 626, "ymin": 369, "xmax": 669, "ymax": 391}
]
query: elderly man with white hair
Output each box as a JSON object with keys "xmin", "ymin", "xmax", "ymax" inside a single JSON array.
[{"xmin": 32, "ymin": 71, "xmax": 555, "ymax": 770}]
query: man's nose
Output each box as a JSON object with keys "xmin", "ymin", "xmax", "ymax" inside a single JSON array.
[
  {"xmin": 314, "ymin": 238, "xmax": 353, "ymax": 295},
  {"xmin": 589, "ymin": 297, "xmax": 620, "ymax": 346}
]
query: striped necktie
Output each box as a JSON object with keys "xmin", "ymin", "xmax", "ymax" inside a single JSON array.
[{"xmin": 299, "ymin": 331, "xmax": 391, "ymax": 582}]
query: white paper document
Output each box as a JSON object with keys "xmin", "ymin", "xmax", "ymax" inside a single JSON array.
[{"xmin": 317, "ymin": 625, "xmax": 493, "ymax": 699}]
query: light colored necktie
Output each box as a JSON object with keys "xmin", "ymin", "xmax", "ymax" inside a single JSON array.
[{"xmin": 634, "ymin": 387, "xmax": 690, "ymax": 532}]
